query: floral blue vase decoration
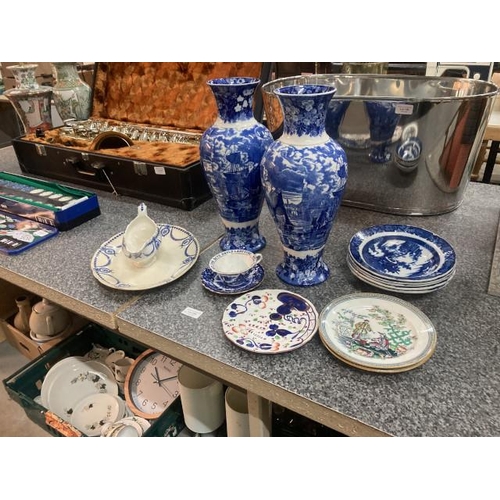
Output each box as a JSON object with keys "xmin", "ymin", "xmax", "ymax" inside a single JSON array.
[
  {"xmin": 200, "ymin": 77, "xmax": 273, "ymax": 252},
  {"xmin": 261, "ymin": 84, "xmax": 348, "ymax": 286}
]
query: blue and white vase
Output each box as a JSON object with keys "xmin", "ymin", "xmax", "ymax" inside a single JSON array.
[
  {"xmin": 200, "ymin": 77, "xmax": 273, "ymax": 252},
  {"xmin": 261, "ymin": 84, "xmax": 348, "ymax": 286}
]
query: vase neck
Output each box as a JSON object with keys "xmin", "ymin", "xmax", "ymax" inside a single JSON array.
[
  {"xmin": 208, "ymin": 78, "xmax": 259, "ymax": 125},
  {"xmin": 277, "ymin": 85, "xmax": 335, "ymax": 145},
  {"xmin": 16, "ymin": 295, "xmax": 31, "ymax": 308},
  {"xmin": 7, "ymin": 64, "xmax": 39, "ymax": 90},
  {"xmin": 53, "ymin": 63, "xmax": 81, "ymax": 85}
]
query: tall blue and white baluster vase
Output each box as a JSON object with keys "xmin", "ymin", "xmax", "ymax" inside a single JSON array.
[
  {"xmin": 200, "ymin": 77, "xmax": 273, "ymax": 252},
  {"xmin": 261, "ymin": 85, "xmax": 348, "ymax": 286}
]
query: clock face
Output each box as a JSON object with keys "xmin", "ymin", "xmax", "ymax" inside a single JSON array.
[{"xmin": 124, "ymin": 349, "xmax": 182, "ymax": 419}]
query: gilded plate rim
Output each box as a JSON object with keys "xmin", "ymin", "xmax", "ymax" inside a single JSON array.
[{"xmin": 319, "ymin": 292, "xmax": 437, "ymax": 371}]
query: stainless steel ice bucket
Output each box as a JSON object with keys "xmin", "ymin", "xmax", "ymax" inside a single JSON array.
[{"xmin": 262, "ymin": 74, "xmax": 499, "ymax": 215}]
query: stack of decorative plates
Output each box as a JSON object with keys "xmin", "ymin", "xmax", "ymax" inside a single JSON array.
[
  {"xmin": 319, "ymin": 293, "xmax": 437, "ymax": 373},
  {"xmin": 347, "ymin": 224, "xmax": 456, "ymax": 294},
  {"xmin": 40, "ymin": 356, "xmax": 123, "ymax": 435}
]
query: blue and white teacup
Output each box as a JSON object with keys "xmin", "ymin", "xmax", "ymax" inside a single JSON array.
[{"xmin": 209, "ymin": 250, "xmax": 263, "ymax": 287}]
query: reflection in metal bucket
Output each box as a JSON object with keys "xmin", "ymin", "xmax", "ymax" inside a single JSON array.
[{"xmin": 262, "ymin": 75, "xmax": 499, "ymax": 215}]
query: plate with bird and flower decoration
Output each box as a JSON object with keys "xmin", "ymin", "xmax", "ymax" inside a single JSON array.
[{"xmin": 319, "ymin": 293, "xmax": 437, "ymax": 373}]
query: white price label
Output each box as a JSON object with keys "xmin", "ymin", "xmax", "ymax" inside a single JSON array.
[
  {"xmin": 154, "ymin": 166, "xmax": 166, "ymax": 175},
  {"xmin": 395, "ymin": 104, "xmax": 414, "ymax": 115},
  {"xmin": 181, "ymin": 307, "xmax": 203, "ymax": 319}
]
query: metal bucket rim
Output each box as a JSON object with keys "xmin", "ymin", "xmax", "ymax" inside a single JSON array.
[{"xmin": 261, "ymin": 74, "xmax": 499, "ymax": 102}]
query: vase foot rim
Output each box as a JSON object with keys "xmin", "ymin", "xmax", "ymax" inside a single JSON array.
[
  {"xmin": 275, "ymin": 263, "xmax": 330, "ymax": 287},
  {"xmin": 220, "ymin": 236, "xmax": 266, "ymax": 253}
]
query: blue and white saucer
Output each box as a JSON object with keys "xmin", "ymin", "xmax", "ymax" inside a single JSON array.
[
  {"xmin": 201, "ymin": 265, "xmax": 264, "ymax": 295},
  {"xmin": 347, "ymin": 224, "xmax": 457, "ymax": 294}
]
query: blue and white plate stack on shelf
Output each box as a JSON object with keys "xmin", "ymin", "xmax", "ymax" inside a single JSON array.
[{"xmin": 347, "ymin": 224, "xmax": 457, "ymax": 294}]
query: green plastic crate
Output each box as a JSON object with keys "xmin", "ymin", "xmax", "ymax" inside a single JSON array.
[{"xmin": 3, "ymin": 322, "xmax": 185, "ymax": 437}]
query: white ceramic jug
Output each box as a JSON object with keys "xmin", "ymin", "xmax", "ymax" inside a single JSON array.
[{"xmin": 122, "ymin": 203, "xmax": 161, "ymax": 267}]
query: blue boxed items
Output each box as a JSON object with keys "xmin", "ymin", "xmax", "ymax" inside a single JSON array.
[
  {"xmin": 0, "ymin": 171, "xmax": 100, "ymax": 230},
  {"xmin": 0, "ymin": 210, "xmax": 58, "ymax": 254}
]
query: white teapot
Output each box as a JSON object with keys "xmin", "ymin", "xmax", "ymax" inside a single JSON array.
[{"xmin": 29, "ymin": 298, "xmax": 71, "ymax": 337}]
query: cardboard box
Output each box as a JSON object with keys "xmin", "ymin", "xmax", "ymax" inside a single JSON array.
[
  {"xmin": 0, "ymin": 311, "xmax": 88, "ymax": 360},
  {"xmin": 0, "ymin": 279, "xmax": 89, "ymax": 359}
]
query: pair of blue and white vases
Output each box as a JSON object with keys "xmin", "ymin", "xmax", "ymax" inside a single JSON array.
[{"xmin": 200, "ymin": 77, "xmax": 348, "ymax": 286}]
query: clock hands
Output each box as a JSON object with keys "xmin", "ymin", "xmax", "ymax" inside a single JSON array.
[
  {"xmin": 151, "ymin": 368, "xmax": 177, "ymax": 389},
  {"xmin": 152, "ymin": 367, "xmax": 162, "ymax": 385},
  {"xmin": 148, "ymin": 367, "xmax": 179, "ymax": 401}
]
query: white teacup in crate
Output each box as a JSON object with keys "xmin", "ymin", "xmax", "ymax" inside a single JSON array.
[
  {"xmin": 85, "ymin": 343, "xmax": 116, "ymax": 362},
  {"xmin": 122, "ymin": 203, "xmax": 162, "ymax": 267},
  {"xmin": 112, "ymin": 357, "xmax": 135, "ymax": 383}
]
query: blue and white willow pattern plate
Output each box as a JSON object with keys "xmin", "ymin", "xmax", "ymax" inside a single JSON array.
[
  {"xmin": 91, "ymin": 224, "xmax": 199, "ymax": 290},
  {"xmin": 349, "ymin": 224, "xmax": 456, "ymax": 282}
]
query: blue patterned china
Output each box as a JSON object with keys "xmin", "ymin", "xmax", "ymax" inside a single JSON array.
[
  {"xmin": 201, "ymin": 264, "xmax": 264, "ymax": 295},
  {"xmin": 91, "ymin": 224, "xmax": 199, "ymax": 290},
  {"xmin": 347, "ymin": 253, "xmax": 455, "ymax": 286},
  {"xmin": 261, "ymin": 84, "xmax": 348, "ymax": 286},
  {"xmin": 348, "ymin": 224, "xmax": 456, "ymax": 282},
  {"xmin": 222, "ymin": 289, "xmax": 318, "ymax": 353},
  {"xmin": 319, "ymin": 293, "xmax": 437, "ymax": 373},
  {"xmin": 200, "ymin": 77, "xmax": 273, "ymax": 252},
  {"xmin": 347, "ymin": 256, "xmax": 456, "ymax": 294},
  {"xmin": 209, "ymin": 249, "xmax": 262, "ymax": 287}
]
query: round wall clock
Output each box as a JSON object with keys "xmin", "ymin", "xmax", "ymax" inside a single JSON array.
[{"xmin": 124, "ymin": 349, "xmax": 182, "ymax": 419}]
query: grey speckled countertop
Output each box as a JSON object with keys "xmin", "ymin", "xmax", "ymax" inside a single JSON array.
[
  {"xmin": 2, "ymin": 146, "xmax": 500, "ymax": 436},
  {"xmin": 0, "ymin": 147, "xmax": 224, "ymax": 329},
  {"xmin": 117, "ymin": 180, "xmax": 500, "ymax": 437}
]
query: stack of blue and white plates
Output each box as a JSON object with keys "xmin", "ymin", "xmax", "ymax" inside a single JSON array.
[{"xmin": 347, "ymin": 224, "xmax": 456, "ymax": 294}]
